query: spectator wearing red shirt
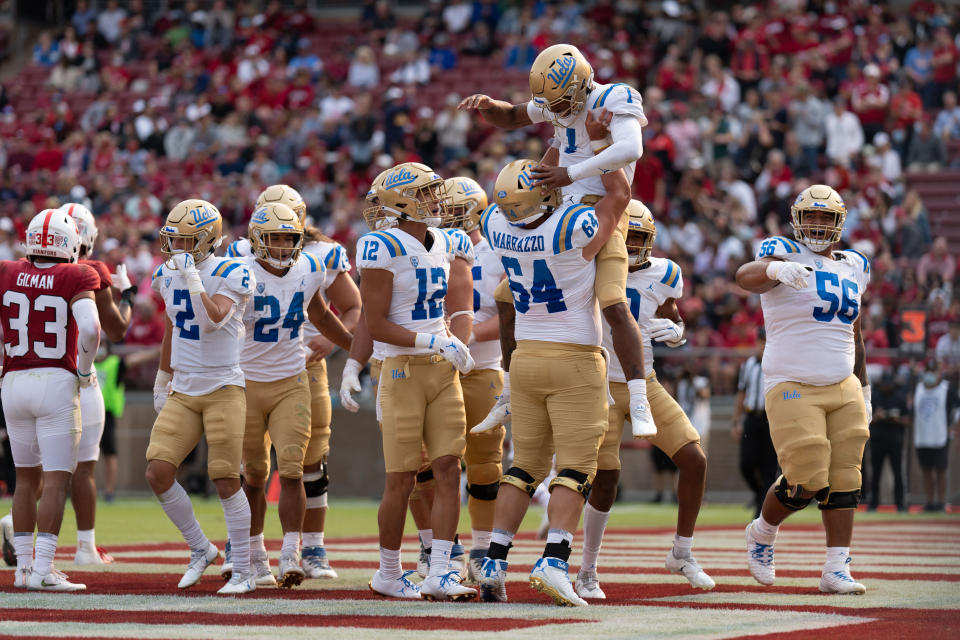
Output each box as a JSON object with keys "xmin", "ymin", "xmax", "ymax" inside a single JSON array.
[
  {"xmin": 285, "ymin": 68, "xmax": 315, "ymax": 110},
  {"xmin": 632, "ymin": 152, "xmax": 667, "ymax": 215},
  {"xmin": 33, "ymin": 133, "xmax": 63, "ymax": 172},
  {"xmin": 125, "ymin": 296, "xmax": 166, "ymax": 346},
  {"xmin": 918, "ymin": 237, "xmax": 956, "ymax": 287},
  {"xmin": 656, "ymin": 48, "xmax": 697, "ymax": 101},
  {"xmin": 889, "ymin": 78, "xmax": 924, "ymax": 154},
  {"xmin": 731, "ymin": 37, "xmax": 769, "ymax": 95},
  {"xmin": 931, "ymin": 27, "xmax": 958, "ymax": 107},
  {"xmin": 852, "ymin": 64, "xmax": 890, "ymax": 142}
]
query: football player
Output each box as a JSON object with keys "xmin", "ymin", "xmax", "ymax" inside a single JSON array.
[
  {"xmin": 575, "ymin": 201, "xmax": 714, "ymax": 599},
  {"xmin": 472, "ymin": 159, "xmax": 629, "ymax": 606},
  {"xmin": 226, "ymin": 185, "xmax": 362, "ymax": 579},
  {"xmin": 1, "ymin": 209, "xmax": 101, "ymax": 591},
  {"xmin": 460, "ymin": 43, "xmax": 655, "ymax": 437},
  {"xmin": 61, "ymin": 202, "xmax": 136, "ymax": 566},
  {"xmin": 736, "ymin": 185, "xmax": 871, "ymax": 594},
  {"xmin": 356, "ymin": 162, "xmax": 476, "ymax": 601},
  {"xmin": 231, "ymin": 203, "xmax": 352, "ymax": 588},
  {"xmin": 145, "ymin": 199, "xmax": 258, "ymax": 595}
]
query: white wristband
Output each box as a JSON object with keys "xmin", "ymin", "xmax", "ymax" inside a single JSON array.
[
  {"xmin": 627, "ymin": 377, "xmax": 647, "ymax": 397},
  {"xmin": 343, "ymin": 357, "xmax": 363, "ymax": 378},
  {"xmin": 415, "ymin": 333, "xmax": 438, "ymax": 351},
  {"xmin": 154, "ymin": 369, "xmax": 172, "ymax": 390}
]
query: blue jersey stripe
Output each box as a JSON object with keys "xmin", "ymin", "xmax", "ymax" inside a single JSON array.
[
  {"xmin": 784, "ymin": 237, "xmax": 801, "ymax": 253},
  {"xmin": 775, "ymin": 237, "xmax": 798, "ymax": 253},
  {"xmin": 593, "ymin": 83, "xmax": 622, "ymax": 108},
  {"xmin": 219, "ymin": 262, "xmax": 242, "ymax": 278},
  {"xmin": 304, "ymin": 252, "xmax": 319, "ymax": 272},
  {"xmin": 479, "ymin": 204, "xmax": 496, "ymax": 242},
  {"xmin": 669, "ymin": 266, "xmax": 681, "ymax": 287},
  {"xmin": 659, "ymin": 262, "xmax": 675, "ymax": 284},
  {"xmin": 552, "ymin": 204, "xmax": 587, "ymax": 253},
  {"xmin": 324, "ymin": 246, "xmax": 341, "ymax": 269}
]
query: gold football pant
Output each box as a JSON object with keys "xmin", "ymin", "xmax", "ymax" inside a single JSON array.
[
  {"xmin": 599, "ymin": 374, "xmax": 700, "ymax": 470},
  {"xmin": 304, "ymin": 360, "xmax": 332, "ymax": 466},
  {"xmin": 765, "ymin": 375, "xmax": 869, "ymax": 494},
  {"xmin": 580, "ymin": 194, "xmax": 629, "ymax": 310},
  {"xmin": 461, "ymin": 368, "xmax": 505, "ymax": 530},
  {"xmin": 242, "ymin": 373, "xmax": 312, "ymax": 483},
  {"xmin": 146, "ymin": 385, "xmax": 246, "ymax": 480}
]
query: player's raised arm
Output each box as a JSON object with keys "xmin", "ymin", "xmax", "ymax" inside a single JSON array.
[{"xmin": 458, "ymin": 94, "xmax": 533, "ymax": 130}]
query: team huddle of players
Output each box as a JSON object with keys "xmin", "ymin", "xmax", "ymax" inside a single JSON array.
[{"xmin": 1, "ymin": 44, "xmax": 873, "ymax": 605}]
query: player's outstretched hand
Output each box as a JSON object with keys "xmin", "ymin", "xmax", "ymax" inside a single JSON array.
[
  {"xmin": 765, "ymin": 260, "xmax": 812, "ymax": 290},
  {"xmin": 458, "ymin": 94, "xmax": 495, "ymax": 111},
  {"xmin": 472, "ymin": 373, "xmax": 511, "ymax": 433}
]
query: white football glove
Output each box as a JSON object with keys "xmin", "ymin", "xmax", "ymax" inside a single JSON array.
[
  {"xmin": 472, "ymin": 372, "xmax": 510, "ymax": 433},
  {"xmin": 167, "ymin": 253, "xmax": 204, "ymax": 295},
  {"xmin": 77, "ymin": 369, "xmax": 96, "ymax": 389},
  {"xmin": 862, "ymin": 384, "xmax": 873, "ymax": 424},
  {"xmin": 339, "ymin": 358, "xmax": 363, "ymax": 413},
  {"xmin": 628, "ymin": 378, "xmax": 657, "ymax": 438},
  {"xmin": 416, "ymin": 332, "xmax": 475, "ymax": 374},
  {"xmin": 765, "ymin": 260, "xmax": 812, "ymax": 290},
  {"xmin": 111, "ymin": 263, "xmax": 133, "ymax": 292},
  {"xmin": 154, "ymin": 369, "xmax": 172, "ymax": 414},
  {"xmin": 647, "ymin": 317, "xmax": 685, "ymax": 345}
]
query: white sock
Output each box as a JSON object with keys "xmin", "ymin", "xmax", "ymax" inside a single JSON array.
[
  {"xmin": 33, "ymin": 533, "xmax": 57, "ymax": 577},
  {"xmin": 158, "ymin": 482, "xmax": 209, "ymax": 552},
  {"xmin": 379, "ymin": 547, "xmax": 401, "ymax": 580},
  {"xmin": 14, "ymin": 532, "xmax": 33, "ymax": 571},
  {"xmin": 249, "ymin": 533, "xmax": 267, "ymax": 558},
  {"xmin": 753, "ymin": 515, "xmax": 779, "ymax": 543},
  {"xmin": 302, "ymin": 532, "xmax": 324, "ymax": 548},
  {"xmin": 581, "ymin": 503, "xmax": 610, "ymax": 570},
  {"xmin": 471, "ymin": 529, "xmax": 492, "ymax": 553},
  {"xmin": 546, "ymin": 528, "xmax": 574, "ymax": 545},
  {"xmin": 490, "ymin": 528, "xmax": 515, "ymax": 548},
  {"xmin": 282, "ymin": 532, "xmax": 300, "ymax": 556},
  {"xmin": 221, "ymin": 489, "xmax": 251, "ymax": 576},
  {"xmin": 418, "ymin": 528, "xmax": 433, "ymax": 548},
  {"xmin": 824, "ymin": 546, "xmax": 850, "ymax": 572},
  {"xmin": 429, "ymin": 539, "xmax": 453, "ymax": 577},
  {"xmin": 77, "ymin": 529, "xmax": 95, "ymax": 548},
  {"xmin": 673, "ymin": 534, "xmax": 693, "ymax": 558}
]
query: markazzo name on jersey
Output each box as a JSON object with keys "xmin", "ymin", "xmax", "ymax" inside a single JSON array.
[{"xmin": 490, "ymin": 230, "xmax": 545, "ymax": 253}]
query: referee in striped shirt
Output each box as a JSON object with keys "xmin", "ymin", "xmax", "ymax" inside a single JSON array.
[{"xmin": 732, "ymin": 331, "xmax": 778, "ymax": 518}]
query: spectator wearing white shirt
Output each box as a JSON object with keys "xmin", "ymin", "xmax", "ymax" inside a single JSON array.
[
  {"xmin": 97, "ymin": 0, "xmax": 127, "ymax": 45},
  {"xmin": 435, "ymin": 94, "xmax": 470, "ymax": 163},
  {"xmin": 348, "ymin": 46, "xmax": 380, "ymax": 89},
  {"xmin": 933, "ymin": 91, "xmax": 960, "ymax": 140},
  {"xmin": 701, "ymin": 54, "xmax": 740, "ymax": 113},
  {"xmin": 824, "ymin": 96, "xmax": 864, "ymax": 166},
  {"xmin": 871, "ymin": 133, "xmax": 902, "ymax": 183},
  {"xmin": 320, "ymin": 85, "xmax": 355, "ymax": 124},
  {"xmin": 442, "ymin": 1, "xmax": 473, "ymax": 33},
  {"xmin": 913, "ymin": 361, "xmax": 958, "ymax": 511},
  {"xmin": 936, "ymin": 321, "xmax": 960, "ymax": 374}
]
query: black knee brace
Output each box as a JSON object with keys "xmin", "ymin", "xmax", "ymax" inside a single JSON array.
[
  {"xmin": 467, "ymin": 481, "xmax": 499, "ymax": 501},
  {"xmin": 549, "ymin": 469, "xmax": 592, "ymax": 499},
  {"xmin": 304, "ymin": 462, "xmax": 329, "ymax": 499},
  {"xmin": 773, "ymin": 475, "xmax": 827, "ymax": 511},
  {"xmin": 501, "ymin": 466, "xmax": 537, "ymax": 496},
  {"xmin": 819, "ymin": 488, "xmax": 861, "ymax": 510},
  {"xmin": 416, "ymin": 468, "xmax": 434, "ymax": 484}
]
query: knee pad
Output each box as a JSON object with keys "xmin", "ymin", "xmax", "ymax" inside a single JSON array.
[
  {"xmin": 773, "ymin": 474, "xmax": 828, "ymax": 511},
  {"xmin": 467, "ymin": 481, "xmax": 499, "ymax": 501},
  {"xmin": 416, "ymin": 467, "xmax": 434, "ymax": 484},
  {"xmin": 548, "ymin": 468, "xmax": 592, "ymax": 499},
  {"xmin": 277, "ymin": 444, "xmax": 306, "ymax": 479},
  {"xmin": 208, "ymin": 458, "xmax": 237, "ymax": 481},
  {"xmin": 819, "ymin": 488, "xmax": 861, "ymax": 510},
  {"xmin": 304, "ymin": 462, "xmax": 329, "ymax": 509},
  {"xmin": 501, "ymin": 466, "xmax": 537, "ymax": 497}
]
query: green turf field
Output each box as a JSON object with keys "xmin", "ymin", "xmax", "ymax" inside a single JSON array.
[{"xmin": 0, "ymin": 497, "xmax": 947, "ymax": 545}]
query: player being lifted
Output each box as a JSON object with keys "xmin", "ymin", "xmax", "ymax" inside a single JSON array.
[
  {"xmin": 226, "ymin": 184, "xmax": 362, "ymax": 579},
  {"xmin": 736, "ymin": 185, "xmax": 871, "ymax": 594},
  {"xmin": 575, "ymin": 201, "xmax": 714, "ymax": 600},
  {"xmin": 233, "ymin": 203, "xmax": 352, "ymax": 588},
  {"xmin": 460, "ymin": 43, "xmax": 655, "ymax": 436},
  {"xmin": 356, "ymin": 163, "xmax": 476, "ymax": 601},
  {"xmin": 472, "ymin": 159, "xmax": 629, "ymax": 606},
  {"xmin": 60, "ymin": 202, "xmax": 135, "ymax": 566},
  {"xmin": 1, "ymin": 209, "xmax": 101, "ymax": 591},
  {"xmin": 145, "ymin": 199, "xmax": 257, "ymax": 595}
]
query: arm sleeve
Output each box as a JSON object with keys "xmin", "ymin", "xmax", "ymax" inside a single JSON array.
[
  {"xmin": 324, "ymin": 244, "xmax": 351, "ymax": 272},
  {"xmin": 72, "ymin": 296, "xmax": 101, "ymax": 375},
  {"xmin": 566, "ymin": 115, "xmax": 644, "ymax": 182},
  {"xmin": 526, "ymin": 100, "xmax": 547, "ymax": 124}
]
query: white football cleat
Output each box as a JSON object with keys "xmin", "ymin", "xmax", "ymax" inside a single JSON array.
[
  {"xmin": 26, "ymin": 570, "xmax": 86, "ymax": 592},
  {"xmin": 465, "ymin": 549, "xmax": 485, "ymax": 585},
  {"xmin": 478, "ymin": 557, "xmax": 508, "ymax": 602},
  {"xmin": 745, "ymin": 521, "xmax": 775, "ymax": 586},
  {"xmin": 529, "ymin": 557, "xmax": 587, "ymax": 606},
  {"xmin": 420, "ymin": 570, "xmax": 478, "ymax": 601},
  {"xmin": 820, "ymin": 557, "xmax": 866, "ymax": 595},
  {"xmin": 301, "ymin": 546, "xmax": 337, "ymax": 579},
  {"xmin": 575, "ymin": 567, "xmax": 606, "ymax": 599},
  {"xmin": 252, "ymin": 553, "xmax": 277, "ymax": 587},
  {"xmin": 74, "ymin": 544, "xmax": 114, "ymax": 565},
  {"xmin": 14, "ymin": 566, "xmax": 31, "ymax": 588},
  {"xmin": 278, "ymin": 551, "xmax": 305, "ymax": 589},
  {"xmin": 368, "ymin": 569, "xmax": 421, "ymax": 599},
  {"xmin": 665, "ymin": 550, "xmax": 715, "ymax": 590},
  {"xmin": 178, "ymin": 542, "xmax": 219, "ymax": 589},
  {"xmin": 217, "ymin": 572, "xmax": 256, "ymax": 595},
  {"xmin": 0, "ymin": 513, "xmax": 14, "ymax": 567}
]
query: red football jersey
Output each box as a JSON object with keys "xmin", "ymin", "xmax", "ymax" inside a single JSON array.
[
  {"xmin": 0, "ymin": 260, "xmax": 100, "ymax": 375},
  {"xmin": 80, "ymin": 258, "xmax": 112, "ymax": 292}
]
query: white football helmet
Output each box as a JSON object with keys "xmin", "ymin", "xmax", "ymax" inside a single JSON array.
[
  {"xmin": 60, "ymin": 202, "xmax": 98, "ymax": 255},
  {"xmin": 25, "ymin": 209, "xmax": 81, "ymax": 262}
]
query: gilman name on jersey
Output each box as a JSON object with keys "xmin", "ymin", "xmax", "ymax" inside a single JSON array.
[
  {"xmin": 16, "ymin": 272, "xmax": 55, "ymax": 289},
  {"xmin": 491, "ymin": 230, "xmax": 545, "ymax": 253}
]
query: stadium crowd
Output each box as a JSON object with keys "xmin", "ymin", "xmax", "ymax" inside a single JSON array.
[{"xmin": 0, "ymin": 0, "xmax": 958, "ymax": 392}]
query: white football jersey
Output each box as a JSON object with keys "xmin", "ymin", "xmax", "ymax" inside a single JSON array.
[
  {"xmin": 528, "ymin": 82, "xmax": 647, "ymax": 202},
  {"xmin": 758, "ymin": 236, "xmax": 870, "ymax": 393},
  {"xmin": 151, "ymin": 256, "xmax": 255, "ymax": 396},
  {"xmin": 470, "ymin": 237, "xmax": 505, "ymax": 370},
  {"xmin": 443, "ymin": 228, "xmax": 475, "ymax": 266},
  {"xmin": 479, "ymin": 202, "xmax": 601, "ymax": 346},
  {"xmin": 356, "ymin": 226, "xmax": 456, "ymax": 358},
  {"xmin": 225, "ymin": 236, "xmax": 252, "ymax": 258},
  {"xmin": 301, "ymin": 239, "xmax": 351, "ymax": 341},
  {"xmin": 238, "ymin": 254, "xmax": 327, "ymax": 382},
  {"xmin": 602, "ymin": 257, "xmax": 683, "ymax": 382}
]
